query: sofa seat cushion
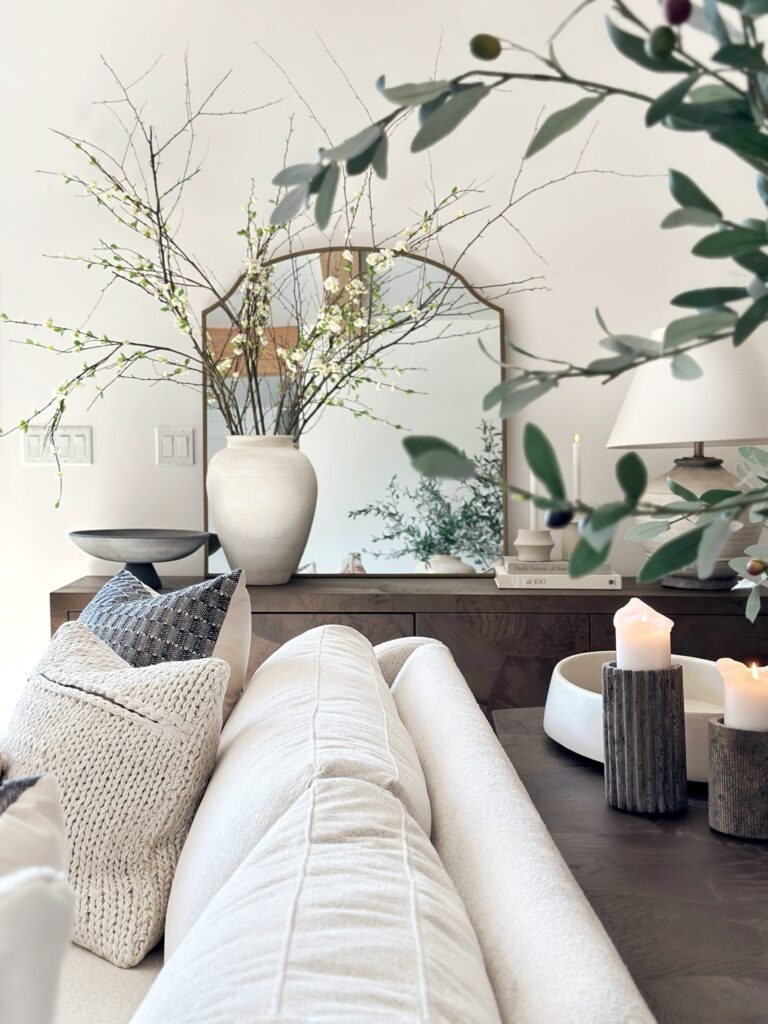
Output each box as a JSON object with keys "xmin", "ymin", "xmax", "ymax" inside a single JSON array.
[
  {"xmin": 55, "ymin": 945, "xmax": 163, "ymax": 1024},
  {"xmin": 134, "ymin": 778, "xmax": 501, "ymax": 1024},
  {"xmin": 164, "ymin": 624, "xmax": 431, "ymax": 954}
]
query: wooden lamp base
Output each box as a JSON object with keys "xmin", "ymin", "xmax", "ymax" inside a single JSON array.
[
  {"xmin": 709, "ymin": 717, "xmax": 768, "ymax": 840},
  {"xmin": 602, "ymin": 661, "xmax": 687, "ymax": 815}
]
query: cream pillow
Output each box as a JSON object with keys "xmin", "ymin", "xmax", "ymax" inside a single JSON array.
[
  {"xmin": 135, "ymin": 778, "xmax": 501, "ymax": 1024},
  {"xmin": 0, "ymin": 774, "xmax": 69, "ymax": 877},
  {"xmin": 0, "ymin": 867, "xmax": 74, "ymax": 1024},
  {"xmin": 78, "ymin": 568, "xmax": 250, "ymax": 721},
  {"xmin": 2, "ymin": 622, "xmax": 229, "ymax": 968},
  {"xmin": 164, "ymin": 624, "xmax": 431, "ymax": 954}
]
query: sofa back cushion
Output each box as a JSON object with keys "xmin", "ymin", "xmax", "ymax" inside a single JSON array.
[
  {"xmin": 2, "ymin": 623, "xmax": 229, "ymax": 968},
  {"xmin": 134, "ymin": 777, "xmax": 500, "ymax": 1024},
  {"xmin": 164, "ymin": 624, "xmax": 431, "ymax": 955}
]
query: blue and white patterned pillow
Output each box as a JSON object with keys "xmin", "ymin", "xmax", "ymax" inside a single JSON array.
[{"xmin": 78, "ymin": 569, "xmax": 252, "ymax": 720}]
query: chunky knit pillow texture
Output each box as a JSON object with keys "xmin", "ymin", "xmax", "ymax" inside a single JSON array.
[
  {"xmin": 78, "ymin": 569, "xmax": 250, "ymax": 722},
  {"xmin": 1, "ymin": 622, "xmax": 229, "ymax": 968}
]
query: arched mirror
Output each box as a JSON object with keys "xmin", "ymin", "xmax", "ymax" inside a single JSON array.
[{"xmin": 203, "ymin": 247, "xmax": 506, "ymax": 576}]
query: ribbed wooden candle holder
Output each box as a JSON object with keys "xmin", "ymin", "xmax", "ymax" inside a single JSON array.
[
  {"xmin": 709, "ymin": 717, "xmax": 768, "ymax": 840},
  {"xmin": 602, "ymin": 661, "xmax": 687, "ymax": 815}
]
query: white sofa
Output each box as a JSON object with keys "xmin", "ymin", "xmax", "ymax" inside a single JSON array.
[{"xmin": 55, "ymin": 628, "xmax": 655, "ymax": 1024}]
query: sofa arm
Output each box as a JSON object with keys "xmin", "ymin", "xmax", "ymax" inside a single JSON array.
[
  {"xmin": 373, "ymin": 637, "xmax": 443, "ymax": 688},
  {"xmin": 390, "ymin": 642, "xmax": 655, "ymax": 1024}
]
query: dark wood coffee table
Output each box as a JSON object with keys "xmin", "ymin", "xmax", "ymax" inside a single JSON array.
[{"xmin": 493, "ymin": 708, "xmax": 768, "ymax": 1024}]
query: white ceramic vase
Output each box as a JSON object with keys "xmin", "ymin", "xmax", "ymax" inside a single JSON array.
[
  {"xmin": 207, "ymin": 436, "xmax": 318, "ymax": 585},
  {"xmin": 416, "ymin": 554, "xmax": 476, "ymax": 575}
]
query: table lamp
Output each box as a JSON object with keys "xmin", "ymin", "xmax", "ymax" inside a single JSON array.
[{"xmin": 607, "ymin": 334, "xmax": 768, "ymax": 588}]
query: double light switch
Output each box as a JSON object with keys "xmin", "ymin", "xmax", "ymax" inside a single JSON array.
[{"xmin": 156, "ymin": 427, "xmax": 194, "ymax": 466}]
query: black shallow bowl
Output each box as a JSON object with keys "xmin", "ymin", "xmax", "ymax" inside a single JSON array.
[{"xmin": 69, "ymin": 529, "xmax": 209, "ymax": 588}]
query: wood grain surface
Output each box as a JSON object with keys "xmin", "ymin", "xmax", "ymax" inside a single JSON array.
[{"xmin": 494, "ymin": 707, "xmax": 768, "ymax": 1024}]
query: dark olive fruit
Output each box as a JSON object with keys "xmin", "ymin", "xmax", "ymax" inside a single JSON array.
[
  {"xmin": 664, "ymin": 0, "xmax": 692, "ymax": 25},
  {"xmin": 470, "ymin": 33, "xmax": 502, "ymax": 60},
  {"xmin": 544, "ymin": 508, "xmax": 574, "ymax": 530},
  {"xmin": 746, "ymin": 558, "xmax": 767, "ymax": 577},
  {"xmin": 645, "ymin": 25, "xmax": 676, "ymax": 59}
]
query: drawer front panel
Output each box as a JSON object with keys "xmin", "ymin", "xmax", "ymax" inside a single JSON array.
[
  {"xmin": 415, "ymin": 612, "xmax": 589, "ymax": 707},
  {"xmin": 249, "ymin": 612, "xmax": 414, "ymax": 671},
  {"xmin": 591, "ymin": 613, "xmax": 768, "ymax": 663}
]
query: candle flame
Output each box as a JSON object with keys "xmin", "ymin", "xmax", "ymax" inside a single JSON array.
[
  {"xmin": 752, "ymin": 662, "xmax": 760, "ymax": 680},
  {"xmin": 573, "ymin": 433, "xmax": 580, "ymax": 444}
]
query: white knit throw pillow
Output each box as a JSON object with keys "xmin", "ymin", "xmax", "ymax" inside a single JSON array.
[{"xmin": 2, "ymin": 623, "xmax": 229, "ymax": 968}]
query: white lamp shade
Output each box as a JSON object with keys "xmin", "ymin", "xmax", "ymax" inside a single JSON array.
[{"xmin": 607, "ymin": 336, "xmax": 768, "ymax": 449}]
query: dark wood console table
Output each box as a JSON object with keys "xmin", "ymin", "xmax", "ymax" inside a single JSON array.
[
  {"xmin": 51, "ymin": 576, "xmax": 767, "ymax": 714},
  {"xmin": 494, "ymin": 708, "xmax": 768, "ymax": 1024}
]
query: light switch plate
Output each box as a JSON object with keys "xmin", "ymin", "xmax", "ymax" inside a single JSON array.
[
  {"xmin": 22, "ymin": 425, "xmax": 93, "ymax": 465},
  {"xmin": 156, "ymin": 427, "xmax": 194, "ymax": 466}
]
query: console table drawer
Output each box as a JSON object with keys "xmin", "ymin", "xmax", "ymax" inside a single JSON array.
[{"xmin": 415, "ymin": 612, "xmax": 589, "ymax": 707}]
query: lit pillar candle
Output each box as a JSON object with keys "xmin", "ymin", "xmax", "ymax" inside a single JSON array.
[
  {"xmin": 614, "ymin": 598, "xmax": 673, "ymax": 671},
  {"xmin": 716, "ymin": 658, "xmax": 768, "ymax": 732},
  {"xmin": 572, "ymin": 433, "xmax": 582, "ymax": 502}
]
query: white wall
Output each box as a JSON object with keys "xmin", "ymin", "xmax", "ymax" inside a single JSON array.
[{"xmin": 0, "ymin": 1, "xmax": 761, "ymax": 722}]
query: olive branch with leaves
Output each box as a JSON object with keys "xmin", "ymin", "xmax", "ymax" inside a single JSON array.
[{"xmin": 271, "ymin": 0, "xmax": 768, "ymax": 618}]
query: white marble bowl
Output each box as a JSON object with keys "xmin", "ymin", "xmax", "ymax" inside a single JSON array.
[{"xmin": 543, "ymin": 651, "xmax": 724, "ymax": 782}]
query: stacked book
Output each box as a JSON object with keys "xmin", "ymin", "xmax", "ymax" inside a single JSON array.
[{"xmin": 495, "ymin": 557, "xmax": 622, "ymax": 591}]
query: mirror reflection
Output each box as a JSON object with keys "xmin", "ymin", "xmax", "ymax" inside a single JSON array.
[{"xmin": 205, "ymin": 248, "xmax": 504, "ymax": 575}]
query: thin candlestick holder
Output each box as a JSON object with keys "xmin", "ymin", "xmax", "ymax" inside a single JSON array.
[
  {"xmin": 602, "ymin": 661, "xmax": 687, "ymax": 815},
  {"xmin": 708, "ymin": 717, "xmax": 768, "ymax": 840}
]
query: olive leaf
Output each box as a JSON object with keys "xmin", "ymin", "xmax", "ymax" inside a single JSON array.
[
  {"xmin": 499, "ymin": 380, "xmax": 556, "ymax": 416},
  {"xmin": 697, "ymin": 517, "xmax": 732, "ymax": 578},
  {"xmin": 569, "ymin": 536, "xmax": 611, "ymax": 578},
  {"xmin": 661, "ymin": 208, "xmax": 721, "ymax": 228},
  {"xmin": 525, "ymin": 95, "xmax": 605, "ymax": 158},
  {"xmin": 671, "ymin": 286, "xmax": 748, "ymax": 308},
  {"xmin": 402, "ymin": 435, "xmax": 476, "ymax": 479},
  {"xmin": 616, "ymin": 451, "xmax": 647, "ymax": 506},
  {"xmin": 523, "ymin": 422, "xmax": 565, "ymax": 500},
  {"xmin": 667, "ymin": 477, "xmax": 700, "ymax": 502},
  {"xmin": 270, "ymin": 182, "xmax": 310, "ymax": 225},
  {"xmin": 668, "ymin": 170, "xmax": 722, "ymax": 216},
  {"xmin": 272, "ymin": 163, "xmax": 320, "ymax": 186},
  {"xmin": 624, "ymin": 519, "xmax": 671, "ymax": 542},
  {"xmin": 411, "ymin": 84, "xmax": 489, "ymax": 153},
  {"xmin": 314, "ymin": 162, "xmax": 340, "ymax": 231},
  {"xmin": 733, "ymin": 293, "xmax": 768, "ymax": 345},
  {"xmin": 646, "ymin": 73, "xmax": 699, "ymax": 127},
  {"xmin": 703, "ymin": 0, "xmax": 731, "ymax": 48},
  {"xmin": 713, "ymin": 43, "xmax": 768, "ymax": 73},
  {"xmin": 581, "ymin": 501, "xmax": 631, "ymax": 550},
  {"xmin": 323, "ymin": 125, "xmax": 382, "ymax": 163},
  {"xmin": 671, "ymin": 351, "xmax": 704, "ymax": 379},
  {"xmin": 694, "ymin": 226, "xmax": 768, "ymax": 259},
  {"xmin": 637, "ymin": 526, "xmax": 707, "ymax": 583},
  {"xmin": 662, "ymin": 310, "xmax": 737, "ymax": 351},
  {"xmin": 747, "ymin": 584, "xmax": 762, "ymax": 623},
  {"xmin": 376, "ymin": 76, "xmax": 450, "ymax": 106},
  {"xmin": 371, "ymin": 135, "xmax": 388, "ymax": 179}
]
